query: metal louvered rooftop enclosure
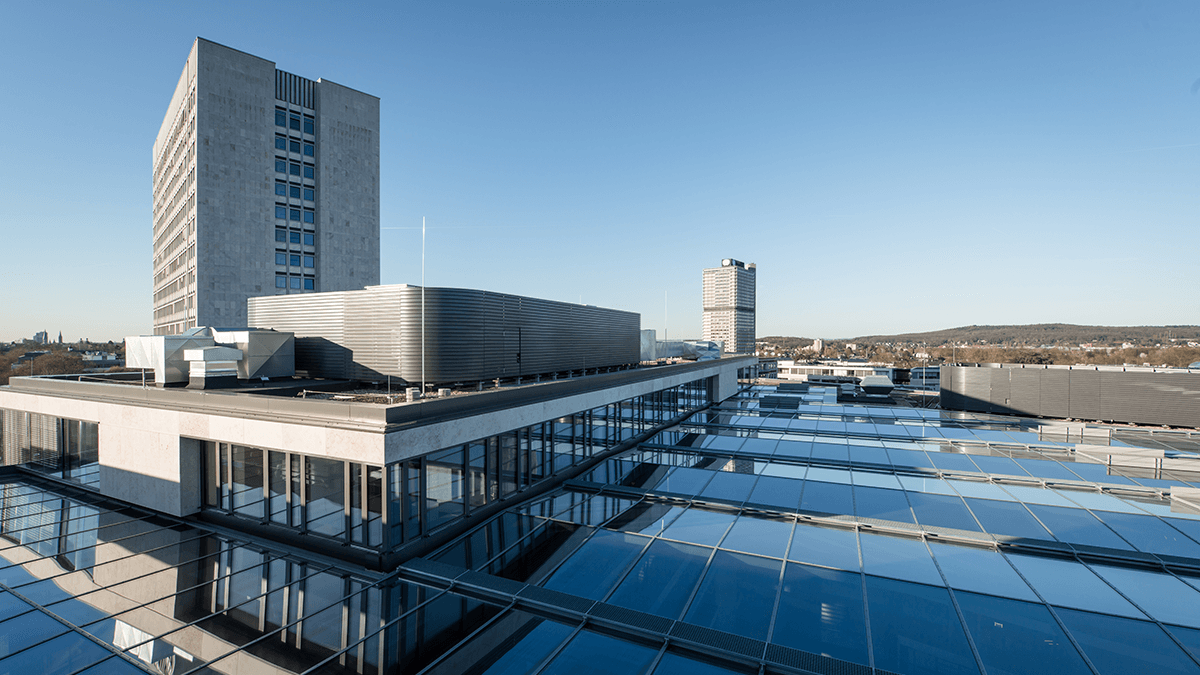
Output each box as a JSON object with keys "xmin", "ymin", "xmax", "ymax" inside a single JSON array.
[{"xmin": 248, "ymin": 284, "xmax": 641, "ymax": 385}]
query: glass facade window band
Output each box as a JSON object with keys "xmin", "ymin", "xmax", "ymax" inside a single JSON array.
[
  {"xmin": 0, "ymin": 410, "xmax": 99, "ymax": 488},
  {"xmin": 201, "ymin": 441, "xmax": 384, "ymax": 548}
]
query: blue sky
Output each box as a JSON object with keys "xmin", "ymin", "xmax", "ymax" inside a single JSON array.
[{"xmin": 2, "ymin": 1, "xmax": 1198, "ymax": 342}]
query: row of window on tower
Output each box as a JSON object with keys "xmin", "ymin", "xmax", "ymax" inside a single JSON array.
[
  {"xmin": 275, "ymin": 205, "xmax": 315, "ymax": 224},
  {"xmin": 275, "ymin": 109, "xmax": 315, "ymax": 135},
  {"xmin": 276, "ymin": 229, "xmax": 315, "ymax": 245},
  {"xmin": 275, "ymin": 158, "xmax": 315, "ymax": 179},
  {"xmin": 275, "ymin": 182, "xmax": 314, "ymax": 201},
  {"xmin": 275, "ymin": 135, "xmax": 314, "ymax": 156},
  {"xmin": 276, "ymin": 275, "xmax": 315, "ymax": 290}
]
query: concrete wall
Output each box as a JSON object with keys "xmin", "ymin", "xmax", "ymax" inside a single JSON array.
[
  {"xmin": 314, "ymin": 79, "xmax": 380, "ymax": 292},
  {"xmin": 194, "ymin": 38, "xmax": 277, "ymax": 329}
]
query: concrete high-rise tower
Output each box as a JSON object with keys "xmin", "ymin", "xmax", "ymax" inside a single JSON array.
[
  {"xmin": 152, "ymin": 38, "xmax": 380, "ymax": 335},
  {"xmin": 702, "ymin": 258, "xmax": 756, "ymax": 354}
]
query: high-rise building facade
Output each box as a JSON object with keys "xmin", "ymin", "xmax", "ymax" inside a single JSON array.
[
  {"xmin": 152, "ymin": 38, "xmax": 380, "ymax": 335},
  {"xmin": 702, "ymin": 258, "xmax": 756, "ymax": 353}
]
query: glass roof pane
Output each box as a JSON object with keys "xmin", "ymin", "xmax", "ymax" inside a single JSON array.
[
  {"xmin": 746, "ymin": 476, "xmax": 802, "ymax": 511},
  {"xmin": 607, "ymin": 539, "xmax": 711, "ymax": 620},
  {"xmin": 810, "ymin": 443, "xmax": 849, "ymax": 463},
  {"xmin": 963, "ymin": 498, "xmax": 1053, "ymax": 540},
  {"xmin": 850, "ymin": 471, "xmax": 901, "ymax": 489},
  {"xmin": 799, "ymin": 481, "xmax": 854, "ymax": 517},
  {"xmin": 847, "ymin": 445, "xmax": 891, "ymax": 466},
  {"xmin": 758, "ymin": 463, "xmax": 807, "ymax": 479},
  {"xmin": 966, "ymin": 455, "xmax": 1029, "ymax": 477},
  {"xmin": 805, "ymin": 467, "xmax": 852, "ymax": 484},
  {"xmin": 1005, "ymin": 554, "xmax": 1144, "ymax": 618},
  {"xmin": 788, "ymin": 524, "xmax": 860, "ymax": 571},
  {"xmin": 1001, "ymin": 486, "xmax": 1078, "ymax": 508},
  {"xmin": 542, "ymin": 530, "xmax": 650, "ymax": 601},
  {"xmin": 0, "ymin": 611, "xmax": 69, "ymax": 657},
  {"xmin": 1096, "ymin": 511, "xmax": 1200, "ymax": 558},
  {"xmin": 719, "ymin": 516, "xmax": 793, "ymax": 559},
  {"xmin": 927, "ymin": 452, "xmax": 983, "ymax": 474},
  {"xmin": 859, "ymin": 533, "xmax": 942, "ymax": 586},
  {"xmin": 698, "ymin": 471, "xmax": 758, "ymax": 503},
  {"xmin": 928, "ymin": 542, "xmax": 1036, "ymax": 601},
  {"xmin": 1164, "ymin": 624, "xmax": 1200, "ymax": 667},
  {"xmin": 1089, "ymin": 564, "xmax": 1200, "ymax": 629},
  {"xmin": 897, "ymin": 475, "xmax": 956, "ymax": 495},
  {"xmin": 1023, "ymin": 504, "xmax": 1134, "ymax": 551},
  {"xmin": 474, "ymin": 613, "xmax": 575, "ymax": 675},
  {"xmin": 1054, "ymin": 607, "xmax": 1200, "ymax": 675},
  {"xmin": 772, "ymin": 440, "xmax": 811, "ymax": 459},
  {"xmin": 948, "ymin": 480, "xmax": 1014, "ymax": 501},
  {"xmin": 853, "ymin": 487, "xmax": 915, "ymax": 525},
  {"xmin": 606, "ymin": 502, "xmax": 685, "ymax": 536},
  {"xmin": 1013, "ymin": 459, "xmax": 1083, "ymax": 482},
  {"xmin": 772, "ymin": 563, "xmax": 869, "ymax": 665},
  {"xmin": 885, "ymin": 448, "xmax": 936, "ymax": 470},
  {"xmin": 864, "ymin": 575, "xmax": 979, "ymax": 675},
  {"xmin": 0, "ymin": 591, "xmax": 34, "ymax": 622},
  {"xmin": 0, "ymin": 631, "xmax": 110, "ymax": 675},
  {"xmin": 655, "ymin": 468, "xmax": 715, "ymax": 496},
  {"xmin": 739, "ymin": 437, "xmax": 779, "ymax": 456},
  {"xmin": 539, "ymin": 629, "xmax": 659, "ymax": 675},
  {"xmin": 953, "ymin": 591, "xmax": 1092, "ymax": 675},
  {"xmin": 908, "ymin": 493, "xmax": 983, "ymax": 532},
  {"xmin": 683, "ymin": 550, "xmax": 783, "ymax": 641},
  {"xmin": 660, "ymin": 508, "xmax": 736, "ymax": 547}
]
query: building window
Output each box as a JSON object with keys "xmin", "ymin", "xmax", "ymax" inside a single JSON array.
[
  {"xmin": 289, "ymin": 140, "xmax": 301, "ymax": 154},
  {"xmin": 290, "ymin": 276, "xmax": 301, "ymax": 289},
  {"xmin": 304, "ymin": 117, "xmax": 314, "ymax": 134},
  {"xmin": 290, "ymin": 231, "xmax": 301, "ymax": 244},
  {"xmin": 290, "ymin": 254, "xmax": 301, "ymax": 267},
  {"xmin": 275, "ymin": 136, "xmax": 286, "ymax": 150},
  {"xmin": 303, "ymin": 210, "xmax": 315, "ymax": 224},
  {"xmin": 303, "ymin": 165, "xmax": 315, "ymax": 179},
  {"xmin": 275, "ymin": 182, "xmax": 286, "ymax": 196},
  {"xmin": 304, "ymin": 278, "xmax": 315, "ymax": 290},
  {"xmin": 275, "ymin": 110, "xmax": 286, "ymax": 127},
  {"xmin": 275, "ymin": 275, "xmax": 286, "ymax": 288},
  {"xmin": 274, "ymin": 205, "xmax": 286, "ymax": 219},
  {"xmin": 289, "ymin": 209, "xmax": 300, "ymax": 221},
  {"xmin": 275, "ymin": 252, "xmax": 286, "ymax": 266},
  {"xmin": 290, "ymin": 185, "xmax": 301, "ymax": 199},
  {"xmin": 303, "ymin": 143, "xmax": 314, "ymax": 157},
  {"xmin": 303, "ymin": 255, "xmax": 314, "ymax": 268},
  {"xmin": 303, "ymin": 188, "xmax": 314, "ymax": 201},
  {"xmin": 289, "ymin": 163, "xmax": 301, "ymax": 176},
  {"xmin": 289, "ymin": 114, "xmax": 301, "ymax": 131},
  {"xmin": 275, "ymin": 159, "xmax": 286, "ymax": 173},
  {"xmin": 275, "ymin": 228, "xmax": 287, "ymax": 242},
  {"xmin": 303, "ymin": 233, "xmax": 315, "ymax": 246}
]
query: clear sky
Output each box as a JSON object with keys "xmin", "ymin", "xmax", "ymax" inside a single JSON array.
[{"xmin": 2, "ymin": 1, "xmax": 1198, "ymax": 343}]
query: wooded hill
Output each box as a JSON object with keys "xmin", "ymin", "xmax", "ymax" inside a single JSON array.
[{"xmin": 844, "ymin": 324, "xmax": 1200, "ymax": 346}]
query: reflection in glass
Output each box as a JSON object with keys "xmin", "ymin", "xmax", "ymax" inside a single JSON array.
[
  {"xmin": 684, "ymin": 551, "xmax": 783, "ymax": 640},
  {"xmin": 864, "ymin": 575, "xmax": 979, "ymax": 675},
  {"xmin": 1055, "ymin": 607, "xmax": 1200, "ymax": 675},
  {"xmin": 773, "ymin": 563, "xmax": 869, "ymax": 665},
  {"xmin": 608, "ymin": 539, "xmax": 711, "ymax": 619}
]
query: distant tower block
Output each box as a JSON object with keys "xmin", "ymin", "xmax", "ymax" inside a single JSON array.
[{"xmin": 702, "ymin": 259, "xmax": 756, "ymax": 354}]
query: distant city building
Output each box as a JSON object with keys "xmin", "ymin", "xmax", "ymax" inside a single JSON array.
[
  {"xmin": 152, "ymin": 38, "xmax": 380, "ymax": 335},
  {"xmin": 702, "ymin": 258, "xmax": 756, "ymax": 354},
  {"xmin": 808, "ymin": 338, "xmax": 824, "ymax": 354},
  {"xmin": 31, "ymin": 331, "xmax": 48, "ymax": 344},
  {"xmin": 778, "ymin": 359, "xmax": 895, "ymax": 383}
]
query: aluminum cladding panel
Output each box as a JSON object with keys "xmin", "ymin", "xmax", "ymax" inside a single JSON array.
[
  {"xmin": 1007, "ymin": 368, "xmax": 1040, "ymax": 416},
  {"xmin": 1068, "ymin": 369, "xmax": 1102, "ymax": 420},
  {"xmin": 1098, "ymin": 371, "xmax": 1200, "ymax": 427},
  {"xmin": 248, "ymin": 293, "xmax": 351, "ymax": 378},
  {"xmin": 396, "ymin": 287, "xmax": 639, "ymax": 383},
  {"xmin": 1040, "ymin": 368, "xmax": 1070, "ymax": 418}
]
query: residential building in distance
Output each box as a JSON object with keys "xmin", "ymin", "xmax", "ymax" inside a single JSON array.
[
  {"xmin": 702, "ymin": 258, "xmax": 756, "ymax": 354},
  {"xmin": 152, "ymin": 38, "xmax": 380, "ymax": 335}
]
